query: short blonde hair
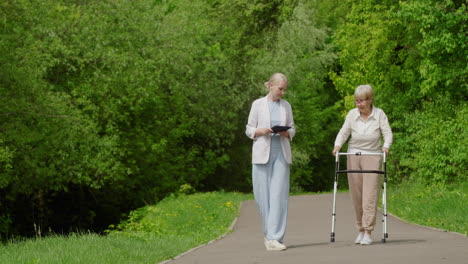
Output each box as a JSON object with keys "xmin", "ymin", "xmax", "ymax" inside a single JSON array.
[
  {"xmin": 264, "ymin": 73, "xmax": 288, "ymax": 91},
  {"xmin": 354, "ymin": 84, "xmax": 374, "ymax": 104}
]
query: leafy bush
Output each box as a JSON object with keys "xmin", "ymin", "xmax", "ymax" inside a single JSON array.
[{"xmin": 395, "ymin": 100, "xmax": 467, "ymax": 184}]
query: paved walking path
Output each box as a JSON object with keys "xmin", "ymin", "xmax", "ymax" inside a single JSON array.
[{"xmin": 164, "ymin": 193, "xmax": 467, "ymax": 264}]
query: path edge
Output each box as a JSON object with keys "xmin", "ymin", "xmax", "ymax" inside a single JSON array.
[
  {"xmin": 158, "ymin": 200, "xmax": 245, "ymax": 264},
  {"xmin": 386, "ymin": 211, "xmax": 467, "ymax": 237}
]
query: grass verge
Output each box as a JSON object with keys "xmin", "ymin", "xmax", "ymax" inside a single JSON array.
[
  {"xmin": 387, "ymin": 180, "xmax": 468, "ymax": 236},
  {"xmin": 0, "ymin": 191, "xmax": 252, "ymax": 264}
]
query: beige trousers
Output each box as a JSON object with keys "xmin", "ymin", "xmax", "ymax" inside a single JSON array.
[{"xmin": 347, "ymin": 155, "xmax": 382, "ymax": 232}]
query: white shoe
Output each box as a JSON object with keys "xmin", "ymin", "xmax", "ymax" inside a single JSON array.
[
  {"xmin": 360, "ymin": 233, "xmax": 372, "ymax": 245},
  {"xmin": 264, "ymin": 238, "xmax": 270, "ymax": 249},
  {"xmin": 354, "ymin": 232, "xmax": 365, "ymax": 244},
  {"xmin": 265, "ymin": 239, "xmax": 287, "ymax": 251}
]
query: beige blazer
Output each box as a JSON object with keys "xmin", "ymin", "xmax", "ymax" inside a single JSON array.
[{"xmin": 245, "ymin": 96, "xmax": 296, "ymax": 164}]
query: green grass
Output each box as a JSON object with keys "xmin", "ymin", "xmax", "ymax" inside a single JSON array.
[
  {"xmin": 0, "ymin": 192, "xmax": 252, "ymax": 264},
  {"xmin": 387, "ymin": 180, "xmax": 468, "ymax": 236},
  {"xmin": 0, "ymin": 233, "xmax": 182, "ymax": 264}
]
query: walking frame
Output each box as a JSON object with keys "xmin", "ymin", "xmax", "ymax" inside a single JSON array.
[{"xmin": 330, "ymin": 152, "xmax": 388, "ymax": 243}]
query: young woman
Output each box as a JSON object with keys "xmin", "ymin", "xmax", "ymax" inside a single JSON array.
[{"xmin": 245, "ymin": 73, "xmax": 295, "ymax": 251}]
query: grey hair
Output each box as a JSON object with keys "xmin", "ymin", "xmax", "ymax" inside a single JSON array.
[
  {"xmin": 354, "ymin": 84, "xmax": 374, "ymax": 105},
  {"xmin": 264, "ymin": 72, "xmax": 288, "ymax": 91}
]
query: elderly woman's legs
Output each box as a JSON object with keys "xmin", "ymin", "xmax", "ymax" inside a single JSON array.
[{"xmin": 348, "ymin": 155, "xmax": 382, "ymax": 244}]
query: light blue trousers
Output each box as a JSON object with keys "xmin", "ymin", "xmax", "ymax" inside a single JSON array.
[{"xmin": 252, "ymin": 146, "xmax": 290, "ymax": 242}]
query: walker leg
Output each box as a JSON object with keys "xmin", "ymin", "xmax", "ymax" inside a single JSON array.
[
  {"xmin": 330, "ymin": 160, "xmax": 339, "ymax": 243},
  {"xmin": 382, "ymin": 159, "xmax": 388, "ymax": 243},
  {"xmin": 331, "ymin": 180, "xmax": 337, "ymax": 242}
]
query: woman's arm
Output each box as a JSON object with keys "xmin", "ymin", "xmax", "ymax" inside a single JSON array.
[
  {"xmin": 333, "ymin": 113, "xmax": 352, "ymax": 152},
  {"xmin": 245, "ymin": 101, "xmax": 259, "ymax": 140},
  {"xmin": 380, "ymin": 111, "xmax": 393, "ymax": 155},
  {"xmin": 283, "ymin": 103, "xmax": 295, "ymax": 140},
  {"xmin": 246, "ymin": 100, "xmax": 272, "ymax": 139}
]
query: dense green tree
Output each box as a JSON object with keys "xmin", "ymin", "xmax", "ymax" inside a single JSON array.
[
  {"xmin": 0, "ymin": 0, "xmax": 306, "ymax": 237},
  {"xmin": 1, "ymin": 0, "xmax": 464, "ymax": 239},
  {"xmin": 331, "ymin": 0, "xmax": 467, "ymax": 184},
  {"xmin": 250, "ymin": 1, "xmax": 342, "ymax": 191}
]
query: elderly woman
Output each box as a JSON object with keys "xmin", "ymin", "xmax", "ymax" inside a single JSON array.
[
  {"xmin": 332, "ymin": 84, "xmax": 393, "ymax": 245},
  {"xmin": 246, "ymin": 73, "xmax": 295, "ymax": 251}
]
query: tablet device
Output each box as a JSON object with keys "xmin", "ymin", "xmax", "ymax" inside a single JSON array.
[{"xmin": 271, "ymin": 125, "xmax": 291, "ymax": 133}]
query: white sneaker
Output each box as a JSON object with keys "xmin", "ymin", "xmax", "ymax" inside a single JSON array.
[
  {"xmin": 354, "ymin": 232, "xmax": 365, "ymax": 244},
  {"xmin": 264, "ymin": 238, "xmax": 270, "ymax": 249},
  {"xmin": 360, "ymin": 233, "xmax": 372, "ymax": 245},
  {"xmin": 265, "ymin": 239, "xmax": 287, "ymax": 251}
]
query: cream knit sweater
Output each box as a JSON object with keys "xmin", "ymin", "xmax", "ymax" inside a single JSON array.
[{"xmin": 334, "ymin": 107, "xmax": 393, "ymax": 154}]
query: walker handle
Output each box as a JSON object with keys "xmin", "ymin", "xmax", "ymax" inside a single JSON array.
[{"xmin": 336, "ymin": 152, "xmax": 386, "ymax": 162}]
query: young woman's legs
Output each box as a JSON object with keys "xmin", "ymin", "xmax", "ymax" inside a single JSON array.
[{"xmin": 252, "ymin": 147, "xmax": 289, "ymax": 242}]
